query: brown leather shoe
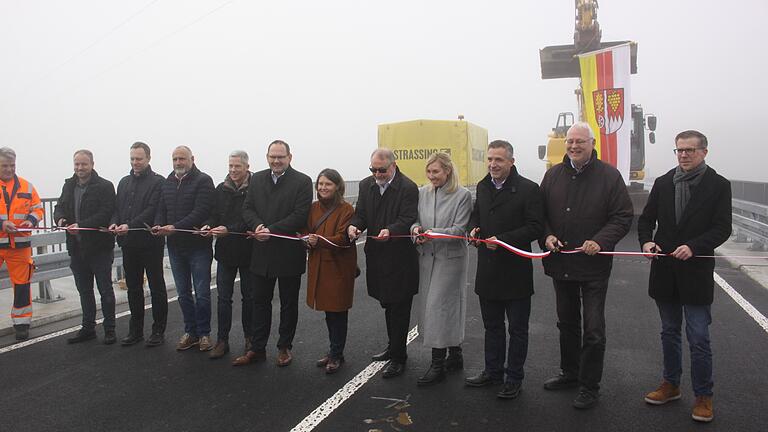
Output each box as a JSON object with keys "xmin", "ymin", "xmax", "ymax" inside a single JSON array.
[
  {"xmin": 277, "ymin": 348, "xmax": 293, "ymax": 367},
  {"xmin": 232, "ymin": 350, "xmax": 266, "ymax": 366},
  {"xmin": 316, "ymin": 356, "xmax": 330, "ymax": 367},
  {"xmin": 692, "ymin": 395, "xmax": 713, "ymax": 422},
  {"xmin": 645, "ymin": 381, "xmax": 681, "ymax": 405},
  {"xmin": 209, "ymin": 340, "xmax": 229, "ymax": 359},
  {"xmin": 325, "ymin": 357, "xmax": 344, "ymax": 374}
]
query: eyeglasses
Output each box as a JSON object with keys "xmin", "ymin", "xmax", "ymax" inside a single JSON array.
[
  {"xmin": 673, "ymin": 147, "xmax": 701, "ymax": 155},
  {"xmin": 369, "ymin": 166, "xmax": 390, "ymax": 174}
]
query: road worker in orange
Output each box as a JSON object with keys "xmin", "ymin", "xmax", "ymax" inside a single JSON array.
[{"xmin": 0, "ymin": 147, "xmax": 43, "ymax": 341}]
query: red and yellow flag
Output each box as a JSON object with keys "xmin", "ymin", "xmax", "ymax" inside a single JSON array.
[{"xmin": 579, "ymin": 43, "xmax": 632, "ymax": 183}]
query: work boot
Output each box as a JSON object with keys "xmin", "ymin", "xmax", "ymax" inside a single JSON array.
[
  {"xmin": 14, "ymin": 324, "xmax": 29, "ymax": 341},
  {"xmin": 209, "ymin": 340, "xmax": 230, "ymax": 359},
  {"xmin": 445, "ymin": 346, "xmax": 463, "ymax": 372},
  {"xmin": 104, "ymin": 330, "xmax": 117, "ymax": 345},
  {"xmin": 176, "ymin": 333, "xmax": 199, "ymax": 351},
  {"xmin": 692, "ymin": 396, "xmax": 714, "ymax": 422},
  {"xmin": 644, "ymin": 381, "xmax": 682, "ymax": 405}
]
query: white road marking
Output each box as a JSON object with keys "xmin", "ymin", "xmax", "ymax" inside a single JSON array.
[
  {"xmin": 0, "ymin": 280, "xmax": 232, "ymax": 354},
  {"xmin": 289, "ymin": 326, "xmax": 419, "ymax": 432},
  {"xmin": 715, "ymin": 272, "xmax": 768, "ymax": 334}
]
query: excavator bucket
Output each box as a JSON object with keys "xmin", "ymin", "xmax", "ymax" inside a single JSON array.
[{"xmin": 539, "ymin": 41, "xmax": 638, "ymax": 79}]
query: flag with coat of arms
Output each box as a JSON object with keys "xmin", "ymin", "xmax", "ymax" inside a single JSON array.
[{"xmin": 578, "ymin": 43, "xmax": 632, "ymax": 184}]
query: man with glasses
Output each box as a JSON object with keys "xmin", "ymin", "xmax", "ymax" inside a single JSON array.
[
  {"xmin": 638, "ymin": 130, "xmax": 731, "ymax": 423},
  {"xmin": 539, "ymin": 122, "xmax": 633, "ymax": 409},
  {"xmin": 348, "ymin": 148, "xmax": 419, "ymax": 378},
  {"xmin": 232, "ymin": 140, "xmax": 312, "ymax": 367}
]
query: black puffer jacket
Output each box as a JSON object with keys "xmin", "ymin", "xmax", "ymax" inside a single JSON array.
[
  {"xmin": 155, "ymin": 164, "xmax": 215, "ymax": 250},
  {"xmin": 112, "ymin": 166, "xmax": 165, "ymax": 249},
  {"xmin": 53, "ymin": 170, "xmax": 116, "ymax": 256},
  {"xmin": 208, "ymin": 173, "xmax": 252, "ymax": 266}
]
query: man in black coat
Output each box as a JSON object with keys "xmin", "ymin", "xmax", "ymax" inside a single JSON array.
[
  {"xmin": 152, "ymin": 146, "xmax": 215, "ymax": 352},
  {"xmin": 464, "ymin": 140, "xmax": 543, "ymax": 399},
  {"xmin": 539, "ymin": 122, "xmax": 633, "ymax": 409},
  {"xmin": 203, "ymin": 150, "xmax": 254, "ymax": 359},
  {"xmin": 54, "ymin": 150, "xmax": 117, "ymax": 345},
  {"xmin": 348, "ymin": 148, "xmax": 419, "ymax": 379},
  {"xmin": 109, "ymin": 142, "xmax": 167, "ymax": 347},
  {"xmin": 638, "ymin": 130, "xmax": 731, "ymax": 423},
  {"xmin": 232, "ymin": 140, "xmax": 312, "ymax": 367}
]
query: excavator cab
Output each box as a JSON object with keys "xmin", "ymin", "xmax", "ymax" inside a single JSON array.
[{"xmin": 538, "ymin": 112, "xmax": 575, "ymax": 167}]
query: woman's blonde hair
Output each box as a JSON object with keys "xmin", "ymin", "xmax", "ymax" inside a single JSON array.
[{"xmin": 425, "ymin": 152, "xmax": 458, "ymax": 193}]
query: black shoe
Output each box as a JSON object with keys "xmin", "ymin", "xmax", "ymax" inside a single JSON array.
[
  {"xmin": 104, "ymin": 330, "xmax": 117, "ymax": 345},
  {"xmin": 573, "ymin": 388, "xmax": 600, "ymax": 409},
  {"xmin": 445, "ymin": 352, "xmax": 463, "ymax": 372},
  {"xmin": 67, "ymin": 330, "xmax": 96, "ymax": 344},
  {"xmin": 543, "ymin": 372, "xmax": 579, "ymax": 390},
  {"xmin": 497, "ymin": 381, "xmax": 522, "ymax": 399},
  {"xmin": 121, "ymin": 334, "xmax": 144, "ymax": 346},
  {"xmin": 14, "ymin": 324, "xmax": 29, "ymax": 341},
  {"xmin": 145, "ymin": 332, "xmax": 164, "ymax": 347},
  {"xmin": 382, "ymin": 361, "xmax": 405, "ymax": 378},
  {"xmin": 465, "ymin": 370, "xmax": 503, "ymax": 387},
  {"xmin": 417, "ymin": 359, "xmax": 446, "ymax": 386},
  {"xmin": 371, "ymin": 348, "xmax": 391, "ymax": 362}
]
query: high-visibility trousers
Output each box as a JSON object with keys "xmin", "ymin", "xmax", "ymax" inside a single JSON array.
[{"xmin": 0, "ymin": 247, "xmax": 34, "ymax": 325}]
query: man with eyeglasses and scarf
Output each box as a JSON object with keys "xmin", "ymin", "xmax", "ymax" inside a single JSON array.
[{"xmin": 638, "ymin": 130, "xmax": 731, "ymax": 423}]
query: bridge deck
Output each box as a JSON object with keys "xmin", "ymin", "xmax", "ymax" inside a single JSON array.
[{"xmin": 1, "ymin": 231, "xmax": 767, "ymax": 432}]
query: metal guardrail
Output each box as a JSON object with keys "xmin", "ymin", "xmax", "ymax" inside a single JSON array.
[{"xmin": 732, "ymin": 198, "xmax": 768, "ymax": 251}]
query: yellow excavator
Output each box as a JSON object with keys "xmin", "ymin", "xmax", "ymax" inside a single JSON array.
[{"xmin": 537, "ymin": 0, "xmax": 657, "ymax": 188}]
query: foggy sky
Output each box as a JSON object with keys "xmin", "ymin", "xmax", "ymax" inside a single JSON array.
[{"xmin": 1, "ymin": 0, "xmax": 765, "ymax": 198}]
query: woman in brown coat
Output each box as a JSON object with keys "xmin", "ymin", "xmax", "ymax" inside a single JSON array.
[{"xmin": 304, "ymin": 168, "xmax": 357, "ymax": 373}]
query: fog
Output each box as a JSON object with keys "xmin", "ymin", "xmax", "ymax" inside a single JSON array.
[{"xmin": 1, "ymin": 0, "xmax": 765, "ymax": 198}]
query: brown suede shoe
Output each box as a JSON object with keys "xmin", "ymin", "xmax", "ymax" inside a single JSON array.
[
  {"xmin": 176, "ymin": 333, "xmax": 199, "ymax": 351},
  {"xmin": 232, "ymin": 350, "xmax": 266, "ymax": 366},
  {"xmin": 277, "ymin": 348, "xmax": 293, "ymax": 367},
  {"xmin": 692, "ymin": 395, "xmax": 713, "ymax": 422},
  {"xmin": 325, "ymin": 357, "xmax": 344, "ymax": 374},
  {"xmin": 644, "ymin": 381, "xmax": 682, "ymax": 405},
  {"xmin": 209, "ymin": 340, "xmax": 229, "ymax": 359}
]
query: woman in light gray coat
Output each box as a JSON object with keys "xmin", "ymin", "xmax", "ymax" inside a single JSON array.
[{"xmin": 411, "ymin": 152, "xmax": 472, "ymax": 386}]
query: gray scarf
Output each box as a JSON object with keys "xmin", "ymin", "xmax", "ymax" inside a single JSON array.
[{"xmin": 673, "ymin": 162, "xmax": 707, "ymax": 223}]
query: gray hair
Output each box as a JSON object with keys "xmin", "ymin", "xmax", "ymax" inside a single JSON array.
[
  {"xmin": 568, "ymin": 122, "xmax": 596, "ymax": 140},
  {"xmin": 173, "ymin": 145, "xmax": 193, "ymax": 156},
  {"xmin": 371, "ymin": 148, "xmax": 395, "ymax": 164},
  {"xmin": 0, "ymin": 147, "xmax": 16, "ymax": 161},
  {"xmin": 488, "ymin": 140, "xmax": 514, "ymax": 160},
  {"xmin": 229, "ymin": 150, "xmax": 249, "ymax": 164}
]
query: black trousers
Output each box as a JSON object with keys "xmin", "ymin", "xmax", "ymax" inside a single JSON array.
[
  {"xmin": 250, "ymin": 274, "xmax": 301, "ymax": 352},
  {"xmin": 382, "ymin": 297, "xmax": 413, "ymax": 364},
  {"xmin": 70, "ymin": 249, "xmax": 115, "ymax": 332},
  {"xmin": 122, "ymin": 245, "xmax": 168, "ymax": 335},
  {"xmin": 553, "ymin": 278, "xmax": 608, "ymax": 391},
  {"xmin": 479, "ymin": 296, "xmax": 531, "ymax": 384},
  {"xmin": 325, "ymin": 311, "xmax": 348, "ymax": 359}
]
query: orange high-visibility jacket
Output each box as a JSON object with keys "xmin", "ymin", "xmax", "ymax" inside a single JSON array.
[{"xmin": 0, "ymin": 175, "xmax": 43, "ymax": 248}]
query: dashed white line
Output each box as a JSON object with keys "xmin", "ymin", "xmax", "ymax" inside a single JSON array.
[
  {"xmin": 289, "ymin": 326, "xmax": 419, "ymax": 432},
  {"xmin": 715, "ymin": 271, "xmax": 768, "ymax": 334}
]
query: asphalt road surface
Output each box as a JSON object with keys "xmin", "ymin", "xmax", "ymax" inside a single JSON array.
[{"xmin": 2, "ymin": 231, "xmax": 767, "ymax": 432}]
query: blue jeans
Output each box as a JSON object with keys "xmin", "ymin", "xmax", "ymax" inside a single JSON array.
[
  {"xmin": 216, "ymin": 262, "xmax": 254, "ymax": 341},
  {"xmin": 656, "ymin": 300, "xmax": 713, "ymax": 396},
  {"xmin": 478, "ymin": 296, "xmax": 531, "ymax": 384},
  {"xmin": 168, "ymin": 245, "xmax": 212, "ymax": 337}
]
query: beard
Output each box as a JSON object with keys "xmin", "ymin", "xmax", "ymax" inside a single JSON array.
[{"xmin": 174, "ymin": 167, "xmax": 188, "ymax": 176}]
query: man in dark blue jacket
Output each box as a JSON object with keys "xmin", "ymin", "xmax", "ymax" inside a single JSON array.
[
  {"xmin": 54, "ymin": 150, "xmax": 117, "ymax": 345},
  {"xmin": 110, "ymin": 142, "xmax": 167, "ymax": 347},
  {"xmin": 203, "ymin": 150, "xmax": 253, "ymax": 359},
  {"xmin": 152, "ymin": 146, "xmax": 215, "ymax": 352}
]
